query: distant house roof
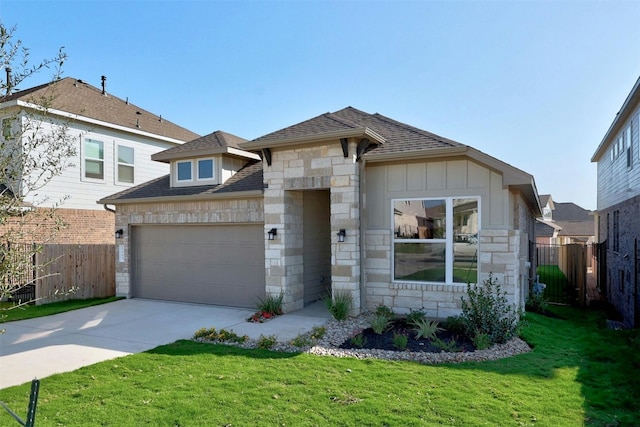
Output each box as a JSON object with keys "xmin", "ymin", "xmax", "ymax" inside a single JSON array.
[
  {"xmin": 536, "ymin": 201, "xmax": 595, "ymax": 239},
  {"xmin": 151, "ymin": 130, "xmax": 259, "ymax": 162},
  {"xmin": 0, "ymin": 77, "xmax": 200, "ymax": 143},
  {"xmin": 592, "ymin": 75, "xmax": 640, "ymax": 162},
  {"xmin": 539, "ymin": 194, "xmax": 551, "ymax": 208}
]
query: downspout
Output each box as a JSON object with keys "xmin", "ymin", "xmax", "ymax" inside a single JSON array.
[
  {"xmin": 359, "ymin": 157, "xmax": 366, "ymax": 314},
  {"xmin": 103, "ymin": 204, "xmax": 116, "ymax": 213}
]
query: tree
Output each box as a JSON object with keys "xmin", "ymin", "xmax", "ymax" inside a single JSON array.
[{"xmin": 0, "ymin": 21, "xmax": 76, "ymax": 315}]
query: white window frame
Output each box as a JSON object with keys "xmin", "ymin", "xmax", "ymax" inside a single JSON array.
[
  {"xmin": 197, "ymin": 158, "xmax": 216, "ymax": 182},
  {"xmin": 83, "ymin": 138, "xmax": 105, "ymax": 181},
  {"xmin": 1, "ymin": 117, "xmax": 15, "ymax": 141},
  {"xmin": 391, "ymin": 196, "xmax": 480, "ymax": 285},
  {"xmin": 116, "ymin": 145, "xmax": 135, "ymax": 184},
  {"xmin": 176, "ymin": 160, "xmax": 194, "ymax": 183}
]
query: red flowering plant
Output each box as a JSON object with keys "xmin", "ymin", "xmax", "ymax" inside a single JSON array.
[{"xmin": 247, "ymin": 293, "xmax": 284, "ymax": 323}]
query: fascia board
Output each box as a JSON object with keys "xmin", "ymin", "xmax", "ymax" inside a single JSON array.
[
  {"xmin": 98, "ymin": 189, "xmax": 264, "ymax": 205},
  {"xmin": 152, "ymin": 146, "xmax": 260, "ymax": 163},
  {"xmin": 240, "ymin": 127, "xmax": 385, "ymax": 151},
  {"xmin": 15, "ymin": 100, "xmax": 185, "ymax": 146}
]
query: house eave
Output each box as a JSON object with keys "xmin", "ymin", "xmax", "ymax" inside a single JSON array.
[
  {"xmin": 591, "ymin": 75, "xmax": 640, "ymax": 162},
  {"xmin": 240, "ymin": 127, "xmax": 386, "ymax": 151},
  {"xmin": 152, "ymin": 146, "xmax": 261, "ymax": 163},
  {"xmin": 98, "ymin": 189, "xmax": 264, "ymax": 205}
]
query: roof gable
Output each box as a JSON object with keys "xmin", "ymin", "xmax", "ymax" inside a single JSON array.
[
  {"xmin": 1, "ymin": 77, "xmax": 200, "ymax": 142},
  {"xmin": 151, "ymin": 130, "xmax": 259, "ymax": 162}
]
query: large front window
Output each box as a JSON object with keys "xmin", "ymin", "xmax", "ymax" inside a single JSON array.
[{"xmin": 393, "ymin": 197, "xmax": 479, "ymax": 284}]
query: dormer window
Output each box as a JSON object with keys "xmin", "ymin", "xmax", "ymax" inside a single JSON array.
[
  {"xmin": 173, "ymin": 158, "xmax": 219, "ymax": 187},
  {"xmin": 197, "ymin": 158, "xmax": 215, "ymax": 181},
  {"xmin": 176, "ymin": 161, "xmax": 193, "ymax": 182}
]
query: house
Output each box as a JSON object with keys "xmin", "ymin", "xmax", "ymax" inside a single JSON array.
[
  {"xmin": 0, "ymin": 77, "xmax": 200, "ymax": 244},
  {"xmin": 99, "ymin": 107, "xmax": 541, "ymax": 317},
  {"xmin": 535, "ymin": 194, "xmax": 595, "ymax": 245},
  {"xmin": 591, "ymin": 75, "xmax": 640, "ymax": 328}
]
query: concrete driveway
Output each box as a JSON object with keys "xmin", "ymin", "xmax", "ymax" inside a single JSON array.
[{"xmin": 0, "ymin": 299, "xmax": 330, "ymax": 389}]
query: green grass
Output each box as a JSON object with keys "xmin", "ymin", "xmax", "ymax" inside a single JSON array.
[
  {"xmin": 1, "ymin": 305, "xmax": 638, "ymax": 426},
  {"xmin": 0, "ymin": 296, "xmax": 123, "ymax": 323},
  {"xmin": 537, "ymin": 265, "xmax": 574, "ymax": 304}
]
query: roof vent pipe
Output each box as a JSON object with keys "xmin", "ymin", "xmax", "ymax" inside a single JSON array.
[
  {"xmin": 101, "ymin": 75, "xmax": 106, "ymax": 95},
  {"xmin": 5, "ymin": 67, "xmax": 11, "ymax": 95}
]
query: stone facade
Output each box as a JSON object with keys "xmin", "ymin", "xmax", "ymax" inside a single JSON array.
[
  {"xmin": 263, "ymin": 140, "xmax": 361, "ymax": 313},
  {"xmin": 113, "ymin": 197, "xmax": 264, "ymax": 297}
]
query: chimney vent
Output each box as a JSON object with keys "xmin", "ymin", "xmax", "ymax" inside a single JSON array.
[
  {"xmin": 5, "ymin": 67, "xmax": 12, "ymax": 95},
  {"xmin": 101, "ymin": 75, "xmax": 106, "ymax": 95}
]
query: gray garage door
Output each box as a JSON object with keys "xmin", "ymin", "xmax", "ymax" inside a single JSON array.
[{"xmin": 131, "ymin": 224, "xmax": 265, "ymax": 308}]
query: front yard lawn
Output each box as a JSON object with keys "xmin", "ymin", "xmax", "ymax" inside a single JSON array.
[{"xmin": 1, "ymin": 305, "xmax": 638, "ymax": 426}]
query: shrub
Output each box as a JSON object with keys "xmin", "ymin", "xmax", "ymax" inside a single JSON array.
[
  {"xmin": 393, "ymin": 333, "xmax": 408, "ymax": 350},
  {"xmin": 472, "ymin": 332, "xmax": 491, "ymax": 350},
  {"xmin": 526, "ymin": 292, "xmax": 548, "ymax": 314},
  {"xmin": 433, "ymin": 337, "xmax": 461, "ymax": 352},
  {"xmin": 309, "ymin": 326, "xmax": 326, "ymax": 340},
  {"xmin": 374, "ymin": 304, "xmax": 394, "ymax": 319},
  {"xmin": 405, "ymin": 308, "xmax": 426, "ymax": 325},
  {"xmin": 412, "ymin": 319, "xmax": 444, "ymax": 340},
  {"xmin": 193, "ymin": 327, "xmax": 247, "ymax": 344},
  {"xmin": 324, "ymin": 291, "xmax": 352, "ymax": 321},
  {"xmin": 256, "ymin": 293, "xmax": 284, "ymax": 316},
  {"xmin": 257, "ymin": 334, "xmax": 278, "ymax": 349},
  {"xmin": 460, "ymin": 273, "xmax": 521, "ymax": 345},
  {"xmin": 442, "ymin": 315, "xmax": 466, "ymax": 335},
  {"xmin": 350, "ymin": 333, "xmax": 367, "ymax": 348},
  {"xmin": 370, "ymin": 314, "xmax": 392, "ymax": 334}
]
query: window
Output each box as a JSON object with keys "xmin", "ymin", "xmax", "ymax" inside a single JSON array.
[
  {"xmin": 2, "ymin": 118, "xmax": 15, "ymax": 141},
  {"xmin": 176, "ymin": 161, "xmax": 193, "ymax": 181},
  {"xmin": 197, "ymin": 158, "xmax": 214, "ymax": 180},
  {"xmin": 393, "ymin": 197, "xmax": 479, "ymax": 284},
  {"xmin": 117, "ymin": 145, "xmax": 134, "ymax": 183},
  {"xmin": 84, "ymin": 138, "xmax": 104, "ymax": 180}
]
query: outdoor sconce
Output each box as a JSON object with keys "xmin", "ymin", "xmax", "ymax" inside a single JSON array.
[
  {"xmin": 337, "ymin": 229, "xmax": 346, "ymax": 243},
  {"xmin": 267, "ymin": 228, "xmax": 277, "ymax": 241},
  {"xmin": 115, "ymin": 229, "xmax": 124, "ymax": 239}
]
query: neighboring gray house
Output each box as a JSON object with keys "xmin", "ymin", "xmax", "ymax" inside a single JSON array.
[
  {"xmin": 535, "ymin": 194, "xmax": 595, "ymax": 245},
  {"xmin": 100, "ymin": 107, "xmax": 541, "ymax": 317},
  {"xmin": 0, "ymin": 77, "xmax": 199, "ymax": 243},
  {"xmin": 591, "ymin": 76, "xmax": 640, "ymax": 328}
]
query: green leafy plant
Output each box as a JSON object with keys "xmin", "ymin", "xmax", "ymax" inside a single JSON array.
[
  {"xmin": 289, "ymin": 326, "xmax": 326, "ymax": 348},
  {"xmin": 393, "ymin": 332, "xmax": 408, "ymax": 350},
  {"xmin": 374, "ymin": 304, "xmax": 394, "ymax": 319},
  {"xmin": 460, "ymin": 273, "xmax": 521, "ymax": 345},
  {"xmin": 412, "ymin": 318, "xmax": 444, "ymax": 340},
  {"xmin": 349, "ymin": 333, "xmax": 367, "ymax": 348},
  {"xmin": 256, "ymin": 334, "xmax": 278, "ymax": 349},
  {"xmin": 309, "ymin": 326, "xmax": 326, "ymax": 340},
  {"xmin": 472, "ymin": 332, "xmax": 491, "ymax": 350},
  {"xmin": 370, "ymin": 314, "xmax": 392, "ymax": 334},
  {"xmin": 324, "ymin": 291, "xmax": 352, "ymax": 321},
  {"xmin": 193, "ymin": 327, "xmax": 248, "ymax": 344},
  {"xmin": 405, "ymin": 308, "xmax": 426, "ymax": 325},
  {"xmin": 256, "ymin": 293, "xmax": 284, "ymax": 315},
  {"xmin": 526, "ymin": 292, "xmax": 548, "ymax": 314},
  {"xmin": 433, "ymin": 337, "xmax": 461, "ymax": 352},
  {"xmin": 442, "ymin": 315, "xmax": 466, "ymax": 335}
]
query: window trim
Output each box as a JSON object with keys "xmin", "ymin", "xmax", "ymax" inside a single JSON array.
[
  {"xmin": 176, "ymin": 160, "xmax": 194, "ymax": 183},
  {"xmin": 83, "ymin": 138, "xmax": 105, "ymax": 181},
  {"xmin": 391, "ymin": 196, "xmax": 480, "ymax": 285},
  {"xmin": 116, "ymin": 144, "xmax": 135, "ymax": 184},
  {"xmin": 197, "ymin": 157, "xmax": 216, "ymax": 182}
]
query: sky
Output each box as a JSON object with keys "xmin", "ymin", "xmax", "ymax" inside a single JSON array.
[{"xmin": 1, "ymin": 0, "xmax": 639, "ymax": 211}]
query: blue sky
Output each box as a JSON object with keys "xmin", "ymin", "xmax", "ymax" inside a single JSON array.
[{"xmin": 2, "ymin": 0, "xmax": 639, "ymax": 210}]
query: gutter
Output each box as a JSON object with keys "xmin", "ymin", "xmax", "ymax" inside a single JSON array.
[{"xmin": 97, "ymin": 189, "xmax": 265, "ymax": 206}]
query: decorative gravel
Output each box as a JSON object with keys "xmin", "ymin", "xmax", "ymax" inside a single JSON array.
[{"xmin": 195, "ymin": 315, "xmax": 532, "ymax": 364}]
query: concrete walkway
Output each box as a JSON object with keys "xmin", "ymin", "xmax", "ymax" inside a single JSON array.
[{"xmin": 0, "ymin": 299, "xmax": 331, "ymax": 389}]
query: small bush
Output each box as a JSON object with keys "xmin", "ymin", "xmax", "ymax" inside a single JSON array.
[
  {"xmin": 256, "ymin": 293, "xmax": 284, "ymax": 315},
  {"xmin": 526, "ymin": 292, "xmax": 548, "ymax": 314},
  {"xmin": 412, "ymin": 319, "xmax": 443, "ymax": 340},
  {"xmin": 350, "ymin": 333, "xmax": 367, "ymax": 348},
  {"xmin": 472, "ymin": 332, "xmax": 491, "ymax": 350},
  {"xmin": 405, "ymin": 308, "xmax": 426, "ymax": 325},
  {"xmin": 290, "ymin": 335, "xmax": 313, "ymax": 348},
  {"xmin": 433, "ymin": 337, "xmax": 461, "ymax": 352},
  {"xmin": 324, "ymin": 291, "xmax": 352, "ymax": 321},
  {"xmin": 257, "ymin": 334, "xmax": 278, "ymax": 349},
  {"xmin": 374, "ymin": 304, "xmax": 394, "ymax": 319},
  {"xmin": 393, "ymin": 333, "xmax": 408, "ymax": 350},
  {"xmin": 370, "ymin": 314, "xmax": 392, "ymax": 334},
  {"xmin": 309, "ymin": 326, "xmax": 326, "ymax": 340},
  {"xmin": 460, "ymin": 273, "xmax": 521, "ymax": 345},
  {"xmin": 443, "ymin": 316, "xmax": 466, "ymax": 335},
  {"xmin": 193, "ymin": 327, "xmax": 247, "ymax": 344}
]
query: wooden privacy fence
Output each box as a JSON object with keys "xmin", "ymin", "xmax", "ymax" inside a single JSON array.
[
  {"xmin": 536, "ymin": 243, "xmax": 587, "ymax": 306},
  {"xmin": 36, "ymin": 244, "xmax": 115, "ymax": 304}
]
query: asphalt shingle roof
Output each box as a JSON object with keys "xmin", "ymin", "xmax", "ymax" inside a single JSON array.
[
  {"xmin": 1, "ymin": 77, "xmax": 200, "ymax": 142},
  {"xmin": 154, "ymin": 130, "xmax": 247, "ymax": 157}
]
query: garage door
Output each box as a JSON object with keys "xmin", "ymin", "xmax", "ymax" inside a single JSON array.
[{"xmin": 131, "ymin": 224, "xmax": 265, "ymax": 308}]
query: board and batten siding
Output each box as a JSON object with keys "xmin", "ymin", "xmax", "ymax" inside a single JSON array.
[
  {"xmin": 596, "ymin": 102, "xmax": 640, "ymax": 211},
  {"xmin": 365, "ymin": 159, "xmax": 510, "ymax": 230},
  {"xmin": 19, "ymin": 115, "xmax": 177, "ymax": 210}
]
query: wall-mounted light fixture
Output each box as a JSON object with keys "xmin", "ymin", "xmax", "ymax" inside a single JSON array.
[
  {"xmin": 115, "ymin": 229, "xmax": 124, "ymax": 239},
  {"xmin": 337, "ymin": 229, "xmax": 346, "ymax": 243},
  {"xmin": 267, "ymin": 228, "xmax": 277, "ymax": 241}
]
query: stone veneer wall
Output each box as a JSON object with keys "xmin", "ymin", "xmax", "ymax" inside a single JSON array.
[
  {"xmin": 364, "ymin": 227, "xmax": 525, "ymax": 318},
  {"xmin": 114, "ymin": 198, "xmax": 264, "ymax": 297},
  {"xmin": 263, "ymin": 141, "xmax": 361, "ymax": 313}
]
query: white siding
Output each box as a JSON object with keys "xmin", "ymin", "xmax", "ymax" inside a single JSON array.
[
  {"xmin": 20, "ymin": 114, "xmax": 177, "ymax": 210},
  {"xmin": 596, "ymin": 102, "xmax": 640, "ymax": 210}
]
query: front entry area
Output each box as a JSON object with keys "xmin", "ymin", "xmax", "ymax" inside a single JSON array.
[
  {"xmin": 303, "ymin": 190, "xmax": 332, "ymax": 304},
  {"xmin": 131, "ymin": 224, "xmax": 265, "ymax": 308}
]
